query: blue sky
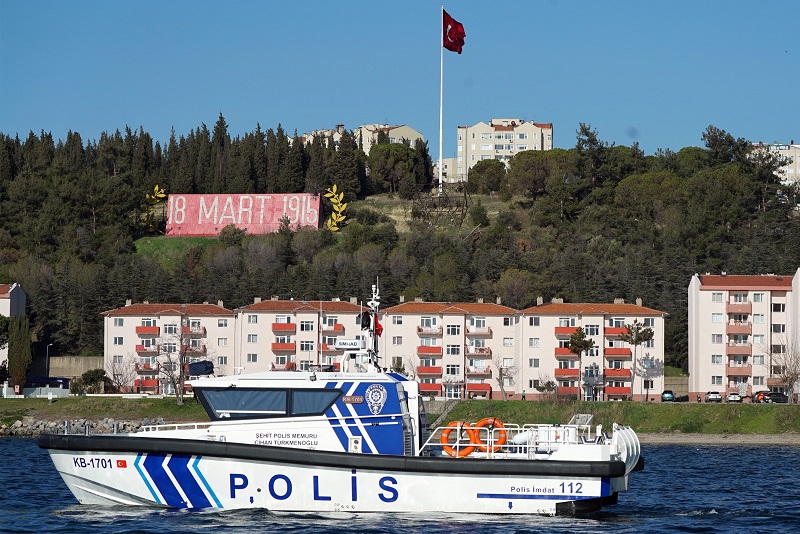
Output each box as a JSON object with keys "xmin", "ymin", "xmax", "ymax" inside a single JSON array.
[{"xmin": 1, "ymin": 0, "xmax": 797, "ymax": 158}]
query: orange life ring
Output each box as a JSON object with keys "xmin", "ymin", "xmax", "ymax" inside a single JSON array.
[
  {"xmin": 440, "ymin": 421, "xmax": 477, "ymax": 458},
  {"xmin": 471, "ymin": 417, "xmax": 507, "ymax": 452}
]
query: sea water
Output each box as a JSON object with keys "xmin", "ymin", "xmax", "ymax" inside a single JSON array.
[{"xmin": 1, "ymin": 438, "xmax": 797, "ymax": 533}]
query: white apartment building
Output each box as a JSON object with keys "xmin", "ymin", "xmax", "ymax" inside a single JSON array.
[
  {"xmin": 102, "ymin": 301, "xmax": 235, "ymax": 394},
  {"xmin": 454, "ymin": 118, "xmax": 553, "ymax": 182},
  {"xmin": 301, "ymin": 124, "xmax": 424, "ymax": 154},
  {"xmin": 751, "ymin": 141, "xmax": 800, "ymax": 187},
  {"xmin": 378, "ymin": 299, "xmax": 520, "ymax": 399},
  {"xmin": 237, "ymin": 298, "xmax": 365, "ymax": 373},
  {"xmin": 688, "ymin": 270, "xmax": 800, "ymax": 400},
  {"xmin": 0, "ymin": 283, "xmax": 26, "ymax": 365},
  {"xmin": 519, "ymin": 299, "xmax": 667, "ymax": 402}
]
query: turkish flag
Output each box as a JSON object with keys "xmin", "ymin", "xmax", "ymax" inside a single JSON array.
[
  {"xmin": 375, "ymin": 317, "xmax": 383, "ymax": 337},
  {"xmin": 443, "ymin": 9, "xmax": 466, "ymax": 54}
]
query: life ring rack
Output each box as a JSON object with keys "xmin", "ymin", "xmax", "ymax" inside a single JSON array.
[
  {"xmin": 440, "ymin": 421, "xmax": 478, "ymax": 458},
  {"xmin": 471, "ymin": 417, "xmax": 507, "ymax": 452}
]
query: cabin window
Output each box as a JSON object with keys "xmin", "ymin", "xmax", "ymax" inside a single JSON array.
[{"xmin": 196, "ymin": 388, "xmax": 342, "ymax": 420}]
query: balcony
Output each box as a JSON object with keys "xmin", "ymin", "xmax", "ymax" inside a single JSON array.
[
  {"xmin": 320, "ymin": 323, "xmax": 345, "ymax": 334},
  {"xmin": 417, "ymin": 366, "xmax": 443, "ymax": 377},
  {"xmin": 417, "ymin": 346, "xmax": 443, "ymax": 357},
  {"xmin": 465, "ymin": 346, "xmax": 492, "ymax": 358},
  {"xmin": 466, "ymin": 383, "xmax": 492, "ymax": 394},
  {"xmin": 726, "ymin": 364, "xmax": 752, "ymax": 377},
  {"xmin": 135, "ymin": 344, "xmax": 159, "ymax": 354},
  {"xmin": 554, "ymin": 347, "xmax": 577, "ymax": 357},
  {"xmin": 605, "ymin": 386, "xmax": 632, "ymax": 396},
  {"xmin": 726, "ymin": 343, "xmax": 752, "ymax": 356},
  {"xmin": 419, "ymin": 383, "xmax": 442, "ymax": 394},
  {"xmin": 182, "ymin": 344, "xmax": 207, "ymax": 355},
  {"xmin": 272, "ymin": 342, "xmax": 296, "ymax": 352},
  {"xmin": 416, "ymin": 325, "xmax": 443, "ymax": 336},
  {"xmin": 554, "ymin": 326, "xmax": 578, "ymax": 336},
  {"xmin": 554, "ymin": 368, "xmax": 579, "ymax": 378},
  {"xmin": 135, "ymin": 362, "xmax": 157, "ymax": 373},
  {"xmin": 134, "ymin": 378, "xmax": 160, "ymax": 392},
  {"xmin": 604, "ymin": 347, "xmax": 632, "ymax": 358},
  {"xmin": 466, "ymin": 326, "xmax": 492, "ymax": 337},
  {"xmin": 604, "ymin": 368, "xmax": 632, "ymax": 379},
  {"xmin": 557, "ymin": 386, "xmax": 579, "ymax": 396},
  {"xmin": 726, "ymin": 301, "xmax": 752, "ymax": 314},
  {"xmin": 319, "ymin": 343, "xmax": 342, "ymax": 353},
  {"xmin": 767, "ymin": 377, "xmax": 787, "ymax": 387},
  {"xmin": 726, "ymin": 321, "xmax": 752, "ymax": 335},
  {"xmin": 605, "ymin": 327, "xmax": 629, "ymax": 336},
  {"xmin": 466, "ymin": 366, "xmax": 491, "ymax": 378},
  {"xmin": 181, "ymin": 326, "xmax": 206, "ymax": 336},
  {"xmin": 135, "ymin": 325, "xmax": 160, "ymax": 336},
  {"xmin": 271, "ymin": 322, "xmax": 297, "ymax": 333}
]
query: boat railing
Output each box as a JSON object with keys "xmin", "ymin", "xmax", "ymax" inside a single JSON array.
[
  {"xmin": 424, "ymin": 422, "xmax": 602, "ymax": 458},
  {"xmin": 138, "ymin": 422, "xmax": 213, "ymax": 433}
]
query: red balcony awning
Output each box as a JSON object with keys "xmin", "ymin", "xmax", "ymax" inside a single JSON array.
[
  {"xmin": 417, "ymin": 366, "xmax": 443, "ymax": 376},
  {"xmin": 604, "ymin": 347, "xmax": 632, "ymax": 357},
  {"xmin": 136, "ymin": 326, "xmax": 160, "ymax": 335},
  {"xmin": 605, "ymin": 327, "xmax": 629, "ymax": 336},
  {"xmin": 417, "ymin": 346, "xmax": 443, "ymax": 356},
  {"xmin": 554, "ymin": 368, "xmax": 579, "ymax": 378},
  {"xmin": 554, "ymin": 326, "xmax": 578, "ymax": 336},
  {"xmin": 605, "ymin": 386, "xmax": 631, "ymax": 395},
  {"xmin": 272, "ymin": 342, "xmax": 296, "ymax": 352},
  {"xmin": 604, "ymin": 368, "xmax": 631, "ymax": 378},
  {"xmin": 419, "ymin": 383, "xmax": 442, "ymax": 393},
  {"xmin": 272, "ymin": 323, "xmax": 297, "ymax": 333},
  {"xmin": 466, "ymin": 383, "xmax": 492, "ymax": 392}
]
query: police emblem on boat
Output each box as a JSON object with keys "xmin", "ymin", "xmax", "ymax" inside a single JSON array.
[{"xmin": 365, "ymin": 384, "xmax": 387, "ymax": 414}]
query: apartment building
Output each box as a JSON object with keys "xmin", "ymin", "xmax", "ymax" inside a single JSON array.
[
  {"xmin": 102, "ymin": 301, "xmax": 235, "ymax": 394},
  {"xmin": 237, "ymin": 298, "xmax": 365, "ymax": 373},
  {"xmin": 0, "ymin": 283, "xmax": 26, "ymax": 365},
  {"xmin": 454, "ymin": 118, "xmax": 553, "ymax": 182},
  {"xmin": 378, "ymin": 299, "xmax": 519, "ymax": 399},
  {"xmin": 519, "ymin": 299, "xmax": 668, "ymax": 402},
  {"xmin": 301, "ymin": 123, "xmax": 424, "ymax": 154},
  {"xmin": 688, "ymin": 270, "xmax": 800, "ymax": 400},
  {"xmin": 751, "ymin": 141, "xmax": 800, "ymax": 186}
]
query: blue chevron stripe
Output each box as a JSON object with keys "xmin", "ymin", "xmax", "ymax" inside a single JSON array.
[
  {"xmin": 143, "ymin": 453, "xmax": 186, "ymax": 507},
  {"xmin": 192, "ymin": 457, "xmax": 222, "ymax": 508},
  {"xmin": 134, "ymin": 453, "xmax": 162, "ymax": 505},
  {"xmin": 167, "ymin": 455, "xmax": 212, "ymax": 508}
]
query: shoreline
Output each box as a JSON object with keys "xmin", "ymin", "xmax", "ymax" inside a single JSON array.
[{"xmin": 638, "ymin": 432, "xmax": 800, "ymax": 446}]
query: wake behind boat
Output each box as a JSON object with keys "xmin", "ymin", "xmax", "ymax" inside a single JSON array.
[{"xmin": 38, "ymin": 285, "xmax": 644, "ymax": 516}]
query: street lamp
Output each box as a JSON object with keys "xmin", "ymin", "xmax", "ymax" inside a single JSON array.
[{"xmin": 46, "ymin": 343, "xmax": 54, "ymax": 377}]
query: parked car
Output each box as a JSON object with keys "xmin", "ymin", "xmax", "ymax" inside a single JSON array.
[
  {"xmin": 726, "ymin": 392, "xmax": 742, "ymax": 403},
  {"xmin": 705, "ymin": 391, "xmax": 722, "ymax": 403},
  {"xmin": 661, "ymin": 390, "xmax": 675, "ymax": 402},
  {"xmin": 752, "ymin": 391, "xmax": 769, "ymax": 403},
  {"xmin": 764, "ymin": 392, "xmax": 789, "ymax": 404}
]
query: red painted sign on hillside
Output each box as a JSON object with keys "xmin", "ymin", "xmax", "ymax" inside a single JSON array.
[{"xmin": 165, "ymin": 193, "xmax": 320, "ymax": 236}]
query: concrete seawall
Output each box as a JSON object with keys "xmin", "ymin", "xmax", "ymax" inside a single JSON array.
[{"xmin": 0, "ymin": 416, "xmax": 164, "ymax": 437}]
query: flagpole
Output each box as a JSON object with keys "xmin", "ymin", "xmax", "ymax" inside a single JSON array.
[{"xmin": 438, "ymin": 5, "xmax": 444, "ymax": 196}]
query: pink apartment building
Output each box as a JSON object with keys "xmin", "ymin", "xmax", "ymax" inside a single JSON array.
[{"xmin": 688, "ymin": 269, "xmax": 800, "ymax": 400}]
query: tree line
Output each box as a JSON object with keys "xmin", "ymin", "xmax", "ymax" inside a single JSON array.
[{"xmin": 1, "ymin": 118, "xmax": 798, "ymax": 376}]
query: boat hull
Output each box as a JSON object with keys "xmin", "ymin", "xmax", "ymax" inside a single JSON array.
[{"xmin": 39, "ymin": 434, "xmax": 628, "ymax": 516}]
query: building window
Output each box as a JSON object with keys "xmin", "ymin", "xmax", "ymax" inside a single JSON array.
[
  {"xmin": 503, "ymin": 338, "xmax": 513, "ymax": 347},
  {"xmin": 711, "ymin": 313, "xmax": 723, "ymax": 323},
  {"xmin": 518, "ymin": 133, "xmax": 527, "ymax": 139},
  {"xmin": 420, "ymin": 337, "xmax": 437, "ymax": 347},
  {"xmin": 503, "ymin": 317, "xmax": 513, "ymax": 326},
  {"xmin": 753, "ymin": 334, "xmax": 765, "ymax": 346},
  {"xmin": 446, "ymin": 344, "xmax": 461, "ymax": 355},
  {"xmin": 163, "ymin": 343, "xmax": 177, "ymax": 353},
  {"xmin": 529, "ymin": 337, "xmax": 540, "ymax": 348},
  {"xmin": 248, "ymin": 334, "xmax": 258, "ymax": 343},
  {"xmin": 753, "ymin": 376, "xmax": 764, "ymax": 386},
  {"xmin": 446, "ymin": 324, "xmax": 461, "ymax": 335},
  {"xmin": 275, "ymin": 335, "xmax": 291, "ymax": 344},
  {"xmin": 141, "ymin": 318, "xmax": 156, "ymax": 327},
  {"xmin": 529, "ymin": 317, "xmax": 540, "ymax": 326},
  {"xmin": 217, "ymin": 356, "xmax": 228, "ymax": 365},
  {"xmin": 772, "ymin": 324, "xmax": 786, "ymax": 333},
  {"xmin": 610, "ymin": 317, "xmax": 625, "ymax": 327},
  {"xmin": 247, "ymin": 353, "xmax": 257, "ymax": 363},
  {"xmin": 218, "ymin": 338, "xmax": 227, "ymax": 347},
  {"xmin": 300, "ymin": 321, "xmax": 314, "ymax": 332},
  {"xmin": 392, "ymin": 336, "xmax": 402, "ymax": 345},
  {"xmin": 711, "ymin": 292, "xmax": 723, "ymax": 303},
  {"xmin": 772, "ymin": 344, "xmax": 786, "ymax": 354},
  {"xmin": 392, "ymin": 316, "xmax": 403, "ymax": 325},
  {"xmin": 644, "ymin": 339, "xmax": 654, "ymax": 348},
  {"xmin": 711, "ymin": 354, "xmax": 723, "ymax": 365},
  {"xmin": 112, "ymin": 355, "xmax": 123, "ymax": 364},
  {"xmin": 322, "ymin": 335, "xmax": 336, "ymax": 345},
  {"xmin": 753, "ymin": 314, "xmax": 764, "ymax": 324},
  {"xmin": 711, "ymin": 334, "xmax": 723, "ymax": 344},
  {"xmin": 753, "ymin": 293, "xmax": 764, "ymax": 303},
  {"xmin": 218, "ymin": 319, "xmax": 227, "ymax": 328},
  {"xmin": 711, "ymin": 376, "xmax": 722, "ymax": 386},
  {"xmin": 300, "ymin": 341, "xmax": 314, "ymax": 352},
  {"xmin": 113, "ymin": 318, "xmax": 124, "ymax": 327},
  {"xmin": 471, "ymin": 317, "xmax": 486, "ymax": 328},
  {"xmin": 421, "ymin": 317, "xmax": 438, "ymax": 328},
  {"xmin": 164, "ymin": 324, "xmax": 178, "ymax": 335},
  {"xmin": 772, "ymin": 303, "xmax": 785, "ymax": 313},
  {"xmin": 503, "ymin": 357, "xmax": 514, "ymax": 368},
  {"xmin": 529, "ymin": 358, "xmax": 539, "ymax": 368},
  {"xmin": 753, "ymin": 355, "xmax": 765, "ymax": 365},
  {"xmin": 517, "ymin": 145, "xmax": 528, "ymax": 150},
  {"xmin": 733, "ymin": 293, "xmax": 748, "ymax": 303},
  {"xmin": 113, "ymin": 337, "xmax": 123, "ymax": 345},
  {"xmin": 559, "ymin": 317, "xmax": 576, "ymax": 327},
  {"xmin": 644, "ymin": 380, "xmax": 654, "ymax": 390},
  {"xmin": 609, "ymin": 359, "xmax": 623, "ymax": 369},
  {"xmin": 275, "ymin": 315, "xmax": 292, "ymax": 324},
  {"xmin": 445, "ymin": 364, "xmax": 460, "ymax": 376},
  {"xmin": 248, "ymin": 315, "xmax": 257, "ymax": 324},
  {"xmin": 587, "ymin": 347, "xmax": 599, "ymax": 357},
  {"xmin": 585, "ymin": 325, "xmax": 599, "ymax": 336},
  {"xmin": 558, "ymin": 339, "xmax": 570, "ymax": 349},
  {"xmin": 643, "ymin": 318, "xmax": 655, "ymax": 327},
  {"xmin": 529, "ymin": 379, "xmax": 539, "ymax": 389},
  {"xmin": 420, "ymin": 357, "xmax": 436, "ymax": 367}
]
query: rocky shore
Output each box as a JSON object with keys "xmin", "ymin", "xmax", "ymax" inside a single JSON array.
[{"xmin": 0, "ymin": 416, "xmax": 165, "ymax": 437}]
